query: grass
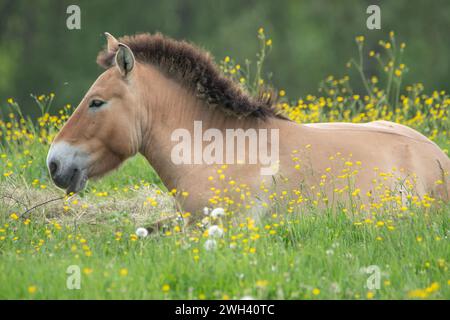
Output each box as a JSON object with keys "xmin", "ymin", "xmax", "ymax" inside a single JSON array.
[
  {"xmin": 0, "ymin": 30, "xmax": 449, "ymax": 299},
  {"xmin": 0, "ymin": 180, "xmax": 448, "ymax": 299}
]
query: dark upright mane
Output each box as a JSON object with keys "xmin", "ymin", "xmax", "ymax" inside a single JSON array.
[{"xmin": 97, "ymin": 33, "xmax": 286, "ymax": 120}]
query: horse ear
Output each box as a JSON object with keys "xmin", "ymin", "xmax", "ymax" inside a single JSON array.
[
  {"xmin": 115, "ymin": 43, "xmax": 135, "ymax": 76},
  {"xmin": 104, "ymin": 32, "xmax": 119, "ymax": 53}
]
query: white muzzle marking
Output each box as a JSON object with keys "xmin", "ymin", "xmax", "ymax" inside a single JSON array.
[{"xmin": 46, "ymin": 142, "xmax": 90, "ymax": 194}]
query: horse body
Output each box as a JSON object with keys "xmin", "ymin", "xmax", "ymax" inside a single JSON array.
[
  {"xmin": 168, "ymin": 117, "xmax": 449, "ymax": 215},
  {"xmin": 47, "ymin": 32, "xmax": 449, "ymax": 221},
  {"xmin": 280, "ymin": 120, "xmax": 448, "ymax": 199}
]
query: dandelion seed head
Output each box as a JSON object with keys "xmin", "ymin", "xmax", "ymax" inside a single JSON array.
[
  {"xmin": 135, "ymin": 227, "xmax": 148, "ymax": 238},
  {"xmin": 210, "ymin": 207, "xmax": 225, "ymax": 218},
  {"xmin": 208, "ymin": 225, "xmax": 224, "ymax": 238}
]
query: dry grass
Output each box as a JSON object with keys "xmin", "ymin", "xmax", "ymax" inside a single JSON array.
[{"xmin": 0, "ymin": 180, "xmax": 176, "ymax": 228}]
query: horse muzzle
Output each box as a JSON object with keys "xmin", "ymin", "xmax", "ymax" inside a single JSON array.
[{"xmin": 47, "ymin": 142, "xmax": 89, "ymax": 194}]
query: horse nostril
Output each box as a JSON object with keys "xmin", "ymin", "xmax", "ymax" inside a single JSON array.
[
  {"xmin": 71, "ymin": 167, "xmax": 79, "ymax": 180},
  {"xmin": 49, "ymin": 160, "xmax": 58, "ymax": 177}
]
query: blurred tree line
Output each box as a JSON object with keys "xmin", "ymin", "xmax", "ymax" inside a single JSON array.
[{"xmin": 0, "ymin": 0, "xmax": 449, "ymax": 117}]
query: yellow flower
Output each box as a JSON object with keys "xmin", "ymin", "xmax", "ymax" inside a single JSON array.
[
  {"xmin": 366, "ymin": 291, "xmax": 374, "ymax": 299},
  {"xmin": 312, "ymin": 288, "xmax": 320, "ymax": 296},
  {"xmin": 355, "ymin": 35, "xmax": 364, "ymax": 43},
  {"xmin": 28, "ymin": 285, "xmax": 37, "ymax": 294},
  {"xmin": 10, "ymin": 213, "xmax": 19, "ymax": 220},
  {"xmin": 376, "ymin": 221, "xmax": 385, "ymax": 227},
  {"xmin": 83, "ymin": 268, "xmax": 93, "ymax": 275},
  {"xmin": 119, "ymin": 268, "xmax": 128, "ymax": 277},
  {"xmin": 256, "ymin": 280, "xmax": 268, "ymax": 288},
  {"xmin": 279, "ymin": 89, "xmax": 286, "ymax": 97},
  {"xmin": 428, "ymin": 282, "xmax": 439, "ymax": 292},
  {"xmin": 408, "ymin": 289, "xmax": 428, "ymax": 299},
  {"xmin": 162, "ymin": 284, "xmax": 170, "ymax": 293}
]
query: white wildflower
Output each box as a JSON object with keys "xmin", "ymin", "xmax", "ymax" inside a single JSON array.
[
  {"xmin": 135, "ymin": 227, "xmax": 149, "ymax": 238},
  {"xmin": 208, "ymin": 225, "xmax": 224, "ymax": 238},
  {"xmin": 203, "ymin": 207, "xmax": 210, "ymax": 215},
  {"xmin": 210, "ymin": 207, "xmax": 225, "ymax": 218}
]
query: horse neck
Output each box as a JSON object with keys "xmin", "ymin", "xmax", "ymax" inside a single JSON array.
[{"xmin": 136, "ymin": 65, "xmax": 269, "ymax": 189}]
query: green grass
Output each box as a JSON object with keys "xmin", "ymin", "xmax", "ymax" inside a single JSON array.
[{"xmin": 0, "ymin": 136, "xmax": 449, "ymax": 299}]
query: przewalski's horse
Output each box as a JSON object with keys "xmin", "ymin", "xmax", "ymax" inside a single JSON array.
[{"xmin": 47, "ymin": 33, "xmax": 449, "ymax": 224}]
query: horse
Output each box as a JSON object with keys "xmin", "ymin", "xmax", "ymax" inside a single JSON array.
[{"xmin": 47, "ymin": 32, "xmax": 450, "ymax": 226}]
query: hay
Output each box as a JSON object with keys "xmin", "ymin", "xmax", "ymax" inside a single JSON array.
[{"xmin": 0, "ymin": 181, "xmax": 176, "ymax": 227}]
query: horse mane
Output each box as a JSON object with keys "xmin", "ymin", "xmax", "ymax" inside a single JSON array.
[{"xmin": 96, "ymin": 33, "xmax": 287, "ymax": 120}]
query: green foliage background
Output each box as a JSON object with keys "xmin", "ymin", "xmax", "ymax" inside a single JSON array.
[{"xmin": 0, "ymin": 0, "xmax": 449, "ymax": 117}]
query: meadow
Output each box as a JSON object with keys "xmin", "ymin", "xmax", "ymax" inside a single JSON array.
[{"xmin": 0, "ymin": 30, "xmax": 449, "ymax": 299}]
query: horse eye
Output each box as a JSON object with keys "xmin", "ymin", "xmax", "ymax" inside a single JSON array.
[{"xmin": 89, "ymin": 99, "xmax": 105, "ymax": 108}]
